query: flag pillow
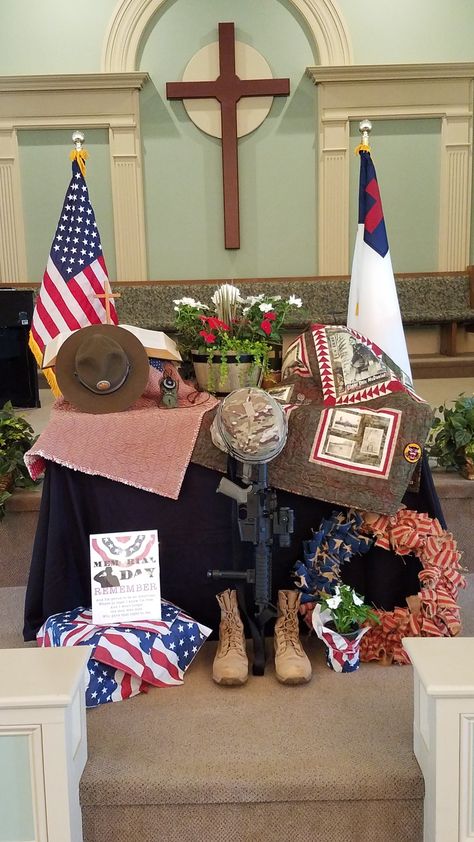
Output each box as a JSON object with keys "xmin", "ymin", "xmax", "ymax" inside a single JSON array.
[{"xmin": 37, "ymin": 601, "xmax": 212, "ymax": 707}]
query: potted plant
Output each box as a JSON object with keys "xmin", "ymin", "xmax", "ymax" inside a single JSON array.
[
  {"xmin": 173, "ymin": 283, "xmax": 303, "ymax": 393},
  {"xmin": 312, "ymin": 584, "xmax": 380, "ymax": 672},
  {"xmin": 427, "ymin": 393, "xmax": 474, "ymax": 478},
  {"xmin": 0, "ymin": 401, "xmax": 38, "ymax": 520}
]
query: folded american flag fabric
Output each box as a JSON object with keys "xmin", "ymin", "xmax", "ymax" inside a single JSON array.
[{"xmin": 37, "ymin": 602, "xmax": 212, "ymax": 707}]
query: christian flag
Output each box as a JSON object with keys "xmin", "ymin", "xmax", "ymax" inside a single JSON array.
[
  {"xmin": 347, "ymin": 149, "xmax": 411, "ymax": 379},
  {"xmin": 29, "ymin": 150, "xmax": 118, "ymax": 395}
]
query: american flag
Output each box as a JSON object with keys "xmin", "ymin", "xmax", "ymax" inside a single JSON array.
[
  {"xmin": 37, "ymin": 602, "xmax": 212, "ymax": 707},
  {"xmin": 29, "ymin": 157, "xmax": 118, "ymax": 394}
]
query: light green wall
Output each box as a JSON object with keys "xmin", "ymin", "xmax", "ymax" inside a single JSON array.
[
  {"xmin": 0, "ymin": 0, "xmax": 117, "ymax": 75},
  {"xmin": 0, "ymin": 735, "xmax": 35, "ymax": 841},
  {"xmin": 2, "ymin": 0, "xmax": 473, "ymax": 75},
  {"xmin": 18, "ymin": 129, "xmax": 116, "ymax": 283},
  {"xmin": 349, "ymin": 120, "xmax": 441, "ymax": 273},
  {"xmin": 0, "ymin": 1, "xmax": 473, "ymax": 281},
  {"xmin": 139, "ymin": 0, "xmax": 317, "ymax": 279},
  {"xmin": 338, "ymin": 0, "xmax": 474, "ymax": 64}
]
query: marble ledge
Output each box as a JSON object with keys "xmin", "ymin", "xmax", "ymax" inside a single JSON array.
[{"xmin": 114, "ymin": 275, "xmax": 474, "ymax": 332}]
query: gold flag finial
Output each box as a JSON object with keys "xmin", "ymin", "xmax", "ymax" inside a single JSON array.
[{"xmin": 354, "ymin": 119, "xmax": 372, "ymax": 155}]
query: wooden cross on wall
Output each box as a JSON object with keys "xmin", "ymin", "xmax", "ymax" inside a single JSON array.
[{"xmin": 166, "ymin": 22, "xmax": 290, "ymax": 249}]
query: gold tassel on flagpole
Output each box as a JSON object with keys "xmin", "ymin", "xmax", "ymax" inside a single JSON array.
[
  {"xmin": 28, "ymin": 333, "xmax": 61, "ymax": 397},
  {"xmin": 69, "ymin": 130, "xmax": 88, "ymax": 177}
]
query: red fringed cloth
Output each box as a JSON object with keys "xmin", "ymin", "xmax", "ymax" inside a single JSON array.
[
  {"xmin": 360, "ymin": 508, "xmax": 466, "ymax": 664},
  {"xmin": 25, "ymin": 367, "xmax": 218, "ymax": 500}
]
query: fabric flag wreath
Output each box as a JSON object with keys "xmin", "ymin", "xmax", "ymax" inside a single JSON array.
[
  {"xmin": 347, "ymin": 145, "xmax": 411, "ymax": 380},
  {"xmin": 29, "ymin": 145, "xmax": 118, "ymax": 396},
  {"xmin": 37, "ymin": 601, "xmax": 212, "ymax": 707},
  {"xmin": 295, "ymin": 508, "xmax": 465, "ymax": 665}
]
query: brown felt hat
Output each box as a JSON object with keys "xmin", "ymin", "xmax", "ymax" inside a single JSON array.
[{"xmin": 55, "ymin": 324, "xmax": 150, "ymax": 414}]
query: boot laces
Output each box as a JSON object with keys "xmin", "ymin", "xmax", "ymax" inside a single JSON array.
[
  {"xmin": 220, "ymin": 611, "xmax": 245, "ymax": 655},
  {"xmin": 276, "ymin": 611, "xmax": 301, "ymax": 653}
]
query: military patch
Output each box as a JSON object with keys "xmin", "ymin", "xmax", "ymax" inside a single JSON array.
[{"xmin": 403, "ymin": 442, "xmax": 422, "ymax": 463}]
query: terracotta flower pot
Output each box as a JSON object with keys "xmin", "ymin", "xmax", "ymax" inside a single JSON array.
[
  {"xmin": 461, "ymin": 455, "xmax": 474, "ymax": 480},
  {"xmin": 0, "ymin": 472, "xmax": 13, "ymax": 493}
]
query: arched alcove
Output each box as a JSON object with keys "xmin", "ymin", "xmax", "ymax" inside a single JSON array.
[{"xmin": 101, "ymin": 0, "xmax": 353, "ymax": 72}]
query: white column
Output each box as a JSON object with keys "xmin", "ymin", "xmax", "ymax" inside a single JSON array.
[
  {"xmin": 0, "ymin": 128, "xmax": 28, "ymax": 283},
  {"xmin": 438, "ymin": 115, "xmax": 472, "ymax": 271},
  {"xmin": 318, "ymin": 119, "xmax": 349, "ymax": 275},
  {"xmin": 109, "ymin": 122, "xmax": 148, "ymax": 281}
]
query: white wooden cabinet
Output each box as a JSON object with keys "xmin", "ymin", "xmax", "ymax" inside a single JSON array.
[
  {"xmin": 0, "ymin": 647, "xmax": 91, "ymax": 842},
  {"xmin": 403, "ymin": 637, "xmax": 474, "ymax": 842}
]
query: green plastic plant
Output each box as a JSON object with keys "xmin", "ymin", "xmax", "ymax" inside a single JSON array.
[
  {"xmin": 427, "ymin": 394, "xmax": 474, "ymax": 471},
  {"xmin": 0, "ymin": 401, "xmax": 38, "ymax": 520},
  {"xmin": 319, "ymin": 584, "xmax": 380, "ymax": 635}
]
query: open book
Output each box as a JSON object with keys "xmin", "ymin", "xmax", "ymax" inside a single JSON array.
[{"xmin": 42, "ymin": 323, "xmax": 182, "ymax": 369}]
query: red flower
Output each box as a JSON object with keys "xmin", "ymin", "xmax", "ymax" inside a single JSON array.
[
  {"xmin": 265, "ymin": 311, "xmax": 277, "ymax": 321},
  {"xmin": 205, "ymin": 316, "xmax": 230, "ymax": 331},
  {"xmin": 260, "ymin": 319, "xmax": 273, "ymax": 336},
  {"xmin": 199, "ymin": 330, "xmax": 216, "ymax": 344}
]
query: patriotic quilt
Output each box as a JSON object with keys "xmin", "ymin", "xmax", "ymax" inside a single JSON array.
[{"xmin": 37, "ymin": 601, "xmax": 212, "ymax": 707}]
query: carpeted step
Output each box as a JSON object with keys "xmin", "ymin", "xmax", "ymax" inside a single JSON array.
[
  {"xmin": 81, "ymin": 636, "xmax": 424, "ymax": 842},
  {"xmin": 432, "ymin": 471, "xmax": 474, "ymax": 570},
  {"xmin": 0, "ymin": 487, "xmax": 41, "ymax": 587},
  {"xmin": 2, "ymin": 580, "xmax": 473, "ymax": 842}
]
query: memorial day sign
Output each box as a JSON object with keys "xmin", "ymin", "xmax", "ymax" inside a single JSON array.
[{"xmin": 90, "ymin": 529, "xmax": 161, "ymax": 625}]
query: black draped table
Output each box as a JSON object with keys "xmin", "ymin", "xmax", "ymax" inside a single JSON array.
[{"xmin": 23, "ymin": 456, "xmax": 444, "ymax": 642}]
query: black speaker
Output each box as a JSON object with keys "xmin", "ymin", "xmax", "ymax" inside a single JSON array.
[{"xmin": 0, "ymin": 289, "xmax": 40, "ymax": 408}]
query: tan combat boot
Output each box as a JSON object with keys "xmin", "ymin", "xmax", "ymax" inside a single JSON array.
[
  {"xmin": 212, "ymin": 589, "xmax": 248, "ymax": 686},
  {"xmin": 274, "ymin": 590, "xmax": 312, "ymax": 685}
]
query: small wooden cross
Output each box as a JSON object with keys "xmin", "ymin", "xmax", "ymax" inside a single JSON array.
[{"xmin": 94, "ymin": 283, "xmax": 121, "ymax": 324}]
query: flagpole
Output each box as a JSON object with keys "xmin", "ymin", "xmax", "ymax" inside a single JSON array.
[
  {"xmin": 29, "ymin": 128, "xmax": 118, "ymax": 395},
  {"xmin": 347, "ymin": 119, "xmax": 412, "ymax": 379}
]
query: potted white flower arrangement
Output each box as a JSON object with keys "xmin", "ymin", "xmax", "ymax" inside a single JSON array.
[
  {"xmin": 312, "ymin": 584, "xmax": 380, "ymax": 672},
  {"xmin": 173, "ymin": 283, "xmax": 303, "ymax": 393}
]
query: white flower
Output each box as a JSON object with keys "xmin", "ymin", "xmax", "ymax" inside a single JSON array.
[
  {"xmin": 326, "ymin": 593, "xmax": 342, "ymax": 610},
  {"xmin": 173, "ymin": 297, "xmax": 199, "ymax": 307},
  {"xmin": 259, "ymin": 302, "xmax": 274, "ymax": 313},
  {"xmin": 352, "ymin": 592, "xmax": 364, "ymax": 606},
  {"xmin": 242, "ymin": 294, "xmax": 265, "ymax": 306},
  {"xmin": 288, "ymin": 295, "xmax": 302, "ymax": 308}
]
